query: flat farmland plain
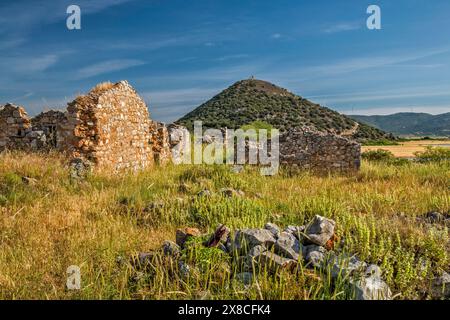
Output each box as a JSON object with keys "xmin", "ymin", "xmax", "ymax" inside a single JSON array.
[{"xmin": 362, "ymin": 140, "xmax": 450, "ymax": 158}]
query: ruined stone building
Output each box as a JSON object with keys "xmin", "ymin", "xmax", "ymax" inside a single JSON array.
[
  {"xmin": 0, "ymin": 81, "xmax": 171, "ymax": 171},
  {"xmin": 222, "ymin": 126, "xmax": 360, "ymax": 172},
  {"xmin": 279, "ymin": 127, "xmax": 361, "ymax": 171},
  {"xmin": 31, "ymin": 110, "xmax": 66, "ymax": 148},
  {"xmin": 58, "ymin": 81, "xmax": 172, "ymax": 170},
  {"xmin": 0, "ymin": 104, "xmax": 32, "ymax": 150},
  {"xmin": 1, "ymin": 80, "xmax": 361, "ymax": 173}
]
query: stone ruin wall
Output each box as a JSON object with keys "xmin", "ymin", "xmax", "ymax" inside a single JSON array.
[
  {"xmin": 0, "ymin": 104, "xmax": 31, "ymax": 150},
  {"xmin": 31, "ymin": 110, "xmax": 66, "ymax": 132},
  {"xmin": 0, "ymin": 104, "xmax": 69, "ymax": 151},
  {"xmin": 217, "ymin": 126, "xmax": 360, "ymax": 172},
  {"xmin": 168, "ymin": 124, "xmax": 191, "ymax": 165},
  {"xmin": 60, "ymin": 81, "xmax": 169, "ymax": 171},
  {"xmin": 1, "ymin": 81, "xmax": 361, "ymax": 173},
  {"xmin": 149, "ymin": 121, "xmax": 172, "ymax": 165},
  {"xmin": 279, "ymin": 127, "xmax": 361, "ymax": 171},
  {"xmin": 32, "ymin": 110, "xmax": 67, "ymax": 149},
  {"xmin": 0, "ymin": 81, "xmax": 172, "ymax": 171}
]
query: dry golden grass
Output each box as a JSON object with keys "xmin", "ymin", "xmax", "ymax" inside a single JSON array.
[
  {"xmin": 90, "ymin": 82, "xmax": 115, "ymax": 95},
  {"xmin": 362, "ymin": 140, "xmax": 450, "ymax": 158},
  {"xmin": 0, "ymin": 151, "xmax": 448, "ymax": 300}
]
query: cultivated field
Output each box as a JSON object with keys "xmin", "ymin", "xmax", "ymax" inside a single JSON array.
[
  {"xmin": 362, "ymin": 140, "xmax": 450, "ymax": 158},
  {"xmin": 0, "ymin": 151, "xmax": 448, "ymax": 300}
]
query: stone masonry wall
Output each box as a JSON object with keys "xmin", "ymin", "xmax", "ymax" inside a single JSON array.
[
  {"xmin": 149, "ymin": 121, "xmax": 172, "ymax": 165},
  {"xmin": 168, "ymin": 124, "xmax": 190, "ymax": 164},
  {"xmin": 1, "ymin": 84, "xmax": 360, "ymax": 173},
  {"xmin": 279, "ymin": 127, "xmax": 361, "ymax": 171},
  {"xmin": 0, "ymin": 104, "xmax": 32, "ymax": 150},
  {"xmin": 60, "ymin": 81, "xmax": 158, "ymax": 171},
  {"xmin": 1, "ymin": 82, "xmax": 173, "ymax": 171},
  {"xmin": 31, "ymin": 110, "xmax": 67, "ymax": 148}
]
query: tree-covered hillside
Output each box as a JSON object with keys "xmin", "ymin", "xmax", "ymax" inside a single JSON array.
[{"xmin": 176, "ymin": 79, "xmax": 394, "ymax": 142}]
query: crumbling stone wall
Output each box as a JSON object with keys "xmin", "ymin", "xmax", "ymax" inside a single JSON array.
[
  {"xmin": 1, "ymin": 82, "xmax": 173, "ymax": 171},
  {"xmin": 31, "ymin": 110, "xmax": 66, "ymax": 148},
  {"xmin": 60, "ymin": 81, "xmax": 161, "ymax": 171},
  {"xmin": 1, "ymin": 84, "xmax": 360, "ymax": 173},
  {"xmin": 279, "ymin": 127, "xmax": 361, "ymax": 171},
  {"xmin": 0, "ymin": 104, "xmax": 32, "ymax": 150},
  {"xmin": 149, "ymin": 121, "xmax": 172, "ymax": 165},
  {"xmin": 168, "ymin": 124, "xmax": 190, "ymax": 164}
]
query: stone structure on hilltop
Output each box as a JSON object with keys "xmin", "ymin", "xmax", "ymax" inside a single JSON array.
[{"xmin": 279, "ymin": 127, "xmax": 361, "ymax": 171}]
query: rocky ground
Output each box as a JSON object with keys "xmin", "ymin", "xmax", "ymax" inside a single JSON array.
[
  {"xmin": 1, "ymin": 152, "xmax": 448, "ymax": 299},
  {"xmin": 136, "ymin": 213, "xmax": 449, "ymax": 300}
]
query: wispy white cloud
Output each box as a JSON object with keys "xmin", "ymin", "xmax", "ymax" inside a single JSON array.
[
  {"xmin": 265, "ymin": 47, "xmax": 450, "ymax": 81},
  {"xmin": 323, "ymin": 22, "xmax": 361, "ymax": 34},
  {"xmin": 309, "ymin": 86, "xmax": 450, "ymax": 104},
  {"xmin": 8, "ymin": 91, "xmax": 34, "ymax": 101},
  {"xmin": 0, "ymin": 54, "xmax": 59, "ymax": 73},
  {"xmin": 80, "ymin": 0, "xmax": 136, "ymax": 13},
  {"xmin": 0, "ymin": 38, "xmax": 27, "ymax": 50},
  {"xmin": 141, "ymin": 87, "xmax": 222, "ymax": 122},
  {"xmin": 142, "ymin": 87, "xmax": 220, "ymax": 105},
  {"xmin": 75, "ymin": 59, "xmax": 146, "ymax": 79},
  {"xmin": 134, "ymin": 59, "xmax": 267, "ymax": 84},
  {"xmin": 214, "ymin": 54, "xmax": 250, "ymax": 62},
  {"xmin": 0, "ymin": 0, "xmax": 136, "ymax": 35},
  {"xmin": 25, "ymin": 54, "xmax": 60, "ymax": 72},
  {"xmin": 105, "ymin": 35, "xmax": 194, "ymax": 51}
]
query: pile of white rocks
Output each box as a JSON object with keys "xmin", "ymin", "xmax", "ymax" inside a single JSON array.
[
  {"xmin": 147, "ymin": 215, "xmax": 394, "ymax": 300},
  {"xmin": 227, "ymin": 216, "xmax": 392, "ymax": 300}
]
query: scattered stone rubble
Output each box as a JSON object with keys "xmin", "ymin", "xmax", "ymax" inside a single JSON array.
[
  {"xmin": 420, "ymin": 211, "xmax": 450, "ymax": 227},
  {"xmin": 431, "ymin": 272, "xmax": 450, "ymax": 299},
  {"xmin": 137, "ymin": 215, "xmax": 394, "ymax": 300}
]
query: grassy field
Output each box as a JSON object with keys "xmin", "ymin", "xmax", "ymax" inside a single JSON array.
[
  {"xmin": 0, "ymin": 151, "xmax": 449, "ymax": 300},
  {"xmin": 362, "ymin": 140, "xmax": 450, "ymax": 158}
]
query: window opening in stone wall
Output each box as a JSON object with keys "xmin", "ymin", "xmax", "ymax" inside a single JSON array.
[{"xmin": 45, "ymin": 125, "xmax": 57, "ymax": 147}]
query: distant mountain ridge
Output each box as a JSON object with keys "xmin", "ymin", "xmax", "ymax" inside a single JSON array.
[
  {"xmin": 176, "ymin": 79, "xmax": 394, "ymax": 142},
  {"xmin": 349, "ymin": 112, "xmax": 450, "ymax": 137}
]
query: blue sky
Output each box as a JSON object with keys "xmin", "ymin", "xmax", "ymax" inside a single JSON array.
[{"xmin": 1, "ymin": 0, "xmax": 449, "ymax": 122}]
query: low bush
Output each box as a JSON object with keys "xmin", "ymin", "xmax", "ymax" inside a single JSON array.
[
  {"xmin": 414, "ymin": 146, "xmax": 450, "ymax": 163},
  {"xmin": 362, "ymin": 149, "xmax": 395, "ymax": 161}
]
